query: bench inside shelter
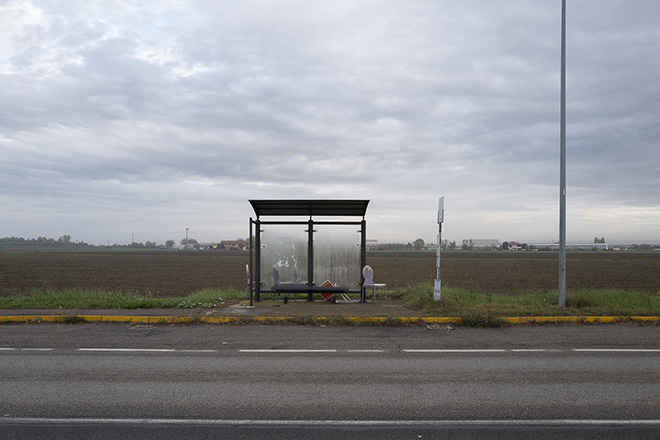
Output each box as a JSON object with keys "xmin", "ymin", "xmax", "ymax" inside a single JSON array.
[
  {"xmin": 272, "ymin": 284, "xmax": 350, "ymax": 302},
  {"xmin": 270, "ymin": 265, "xmax": 349, "ymax": 301}
]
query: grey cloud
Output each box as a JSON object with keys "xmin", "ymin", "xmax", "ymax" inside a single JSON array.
[{"xmin": 1, "ymin": 0, "xmax": 658, "ymax": 244}]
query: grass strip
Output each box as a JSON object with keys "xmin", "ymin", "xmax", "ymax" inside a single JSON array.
[
  {"xmin": 1, "ymin": 285, "xmax": 659, "ymax": 326},
  {"xmin": 390, "ymin": 285, "xmax": 660, "ymax": 318},
  {"xmin": 0, "ymin": 287, "xmax": 245, "ymax": 310}
]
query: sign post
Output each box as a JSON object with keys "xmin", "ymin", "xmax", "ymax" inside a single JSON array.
[{"xmin": 434, "ymin": 197, "xmax": 444, "ymax": 301}]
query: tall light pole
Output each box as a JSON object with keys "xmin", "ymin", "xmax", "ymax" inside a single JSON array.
[
  {"xmin": 558, "ymin": 0, "xmax": 567, "ymax": 306},
  {"xmin": 185, "ymin": 228, "xmax": 189, "ymax": 247}
]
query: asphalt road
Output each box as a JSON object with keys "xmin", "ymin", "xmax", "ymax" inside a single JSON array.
[{"xmin": 1, "ymin": 324, "xmax": 659, "ymax": 438}]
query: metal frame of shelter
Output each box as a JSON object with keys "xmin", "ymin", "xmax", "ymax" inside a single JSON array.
[{"xmin": 248, "ymin": 200, "xmax": 369, "ymax": 304}]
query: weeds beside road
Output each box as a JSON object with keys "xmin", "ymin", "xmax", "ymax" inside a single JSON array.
[{"xmin": 1, "ymin": 285, "xmax": 658, "ymax": 325}]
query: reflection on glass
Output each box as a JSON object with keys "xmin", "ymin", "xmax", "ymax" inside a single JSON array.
[
  {"xmin": 259, "ymin": 223, "xmax": 362, "ymax": 291},
  {"xmin": 313, "ymin": 225, "xmax": 361, "ymax": 289},
  {"xmin": 260, "ymin": 225, "xmax": 307, "ymax": 288}
]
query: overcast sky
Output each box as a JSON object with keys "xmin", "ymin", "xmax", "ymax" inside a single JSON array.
[{"xmin": 2, "ymin": 0, "xmax": 659, "ymax": 246}]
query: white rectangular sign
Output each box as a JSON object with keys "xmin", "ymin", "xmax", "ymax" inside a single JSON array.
[{"xmin": 438, "ymin": 197, "xmax": 444, "ymax": 224}]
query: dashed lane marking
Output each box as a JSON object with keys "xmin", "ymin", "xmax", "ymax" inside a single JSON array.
[
  {"xmin": 1, "ymin": 347, "xmax": 660, "ymax": 354},
  {"xmin": 79, "ymin": 348, "xmax": 178, "ymax": 353},
  {"xmin": 572, "ymin": 348, "xmax": 660, "ymax": 352},
  {"xmin": 238, "ymin": 349, "xmax": 337, "ymax": 353},
  {"xmin": 403, "ymin": 349, "xmax": 507, "ymax": 353},
  {"xmin": 0, "ymin": 348, "xmax": 53, "ymax": 351}
]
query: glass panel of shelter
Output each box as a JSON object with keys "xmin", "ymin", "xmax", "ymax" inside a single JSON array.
[
  {"xmin": 313, "ymin": 224, "xmax": 361, "ymax": 290},
  {"xmin": 259, "ymin": 224, "xmax": 308, "ymax": 290}
]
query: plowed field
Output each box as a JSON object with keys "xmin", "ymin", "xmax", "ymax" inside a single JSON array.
[{"xmin": 1, "ymin": 251, "xmax": 659, "ymax": 297}]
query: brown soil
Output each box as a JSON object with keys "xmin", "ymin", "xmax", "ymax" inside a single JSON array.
[{"xmin": 1, "ymin": 250, "xmax": 659, "ymax": 298}]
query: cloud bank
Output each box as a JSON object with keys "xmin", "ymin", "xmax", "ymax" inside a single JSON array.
[{"xmin": 1, "ymin": 0, "xmax": 659, "ymax": 245}]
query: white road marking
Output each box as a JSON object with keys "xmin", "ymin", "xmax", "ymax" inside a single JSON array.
[
  {"xmin": 2, "ymin": 417, "xmax": 660, "ymax": 426},
  {"xmin": 403, "ymin": 349, "xmax": 508, "ymax": 353},
  {"xmin": 510, "ymin": 349, "xmax": 562, "ymax": 352},
  {"xmin": 0, "ymin": 348, "xmax": 53, "ymax": 351},
  {"xmin": 79, "ymin": 348, "xmax": 177, "ymax": 353},
  {"xmin": 572, "ymin": 348, "xmax": 660, "ymax": 352},
  {"xmin": 239, "ymin": 349, "xmax": 337, "ymax": 353}
]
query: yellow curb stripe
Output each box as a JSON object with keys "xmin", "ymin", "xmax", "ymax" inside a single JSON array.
[
  {"xmin": 502, "ymin": 316, "xmax": 660, "ymax": 324},
  {"xmin": 630, "ymin": 316, "xmax": 660, "ymax": 322},
  {"xmin": 1, "ymin": 315, "xmax": 659, "ymax": 325}
]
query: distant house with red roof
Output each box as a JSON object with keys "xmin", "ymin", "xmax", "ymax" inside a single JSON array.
[
  {"xmin": 220, "ymin": 240, "xmax": 247, "ymax": 250},
  {"xmin": 506, "ymin": 241, "xmax": 526, "ymax": 251}
]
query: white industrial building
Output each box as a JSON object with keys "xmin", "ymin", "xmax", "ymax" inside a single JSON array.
[{"xmin": 470, "ymin": 239, "xmax": 500, "ymax": 249}]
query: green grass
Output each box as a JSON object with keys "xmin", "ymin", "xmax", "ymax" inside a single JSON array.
[
  {"xmin": 389, "ymin": 285, "xmax": 660, "ymax": 318},
  {"xmin": 1, "ymin": 285, "xmax": 659, "ymax": 323},
  {"xmin": 0, "ymin": 288, "xmax": 244, "ymax": 310}
]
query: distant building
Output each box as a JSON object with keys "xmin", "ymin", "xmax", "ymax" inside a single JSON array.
[
  {"xmin": 196, "ymin": 242, "xmax": 217, "ymax": 249},
  {"xmin": 530, "ymin": 243, "xmax": 608, "ymax": 251},
  {"xmin": 507, "ymin": 241, "xmax": 524, "ymax": 251},
  {"xmin": 471, "ymin": 239, "xmax": 500, "ymax": 249},
  {"xmin": 220, "ymin": 240, "xmax": 247, "ymax": 250}
]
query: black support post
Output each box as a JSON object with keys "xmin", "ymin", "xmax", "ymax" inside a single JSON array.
[
  {"xmin": 360, "ymin": 219, "xmax": 366, "ymax": 302},
  {"xmin": 255, "ymin": 218, "xmax": 261, "ymax": 302},
  {"xmin": 307, "ymin": 219, "xmax": 314, "ymax": 301},
  {"xmin": 249, "ymin": 218, "xmax": 253, "ymax": 306}
]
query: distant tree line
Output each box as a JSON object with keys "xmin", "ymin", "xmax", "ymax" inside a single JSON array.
[
  {"xmin": 0, "ymin": 236, "xmax": 168, "ymax": 250},
  {"xmin": 3, "ymin": 236, "xmax": 657, "ymax": 252},
  {"xmin": 0, "ymin": 236, "xmax": 243, "ymax": 251},
  {"xmin": 628, "ymin": 243, "xmax": 657, "ymax": 250},
  {"xmin": 0, "ymin": 236, "xmax": 93, "ymax": 250},
  {"xmin": 371, "ymin": 238, "xmax": 658, "ymax": 252}
]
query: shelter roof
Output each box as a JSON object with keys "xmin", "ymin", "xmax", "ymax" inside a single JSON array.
[{"xmin": 249, "ymin": 199, "xmax": 369, "ymax": 218}]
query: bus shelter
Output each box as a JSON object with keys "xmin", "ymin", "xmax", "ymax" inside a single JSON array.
[{"xmin": 248, "ymin": 200, "xmax": 369, "ymax": 303}]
